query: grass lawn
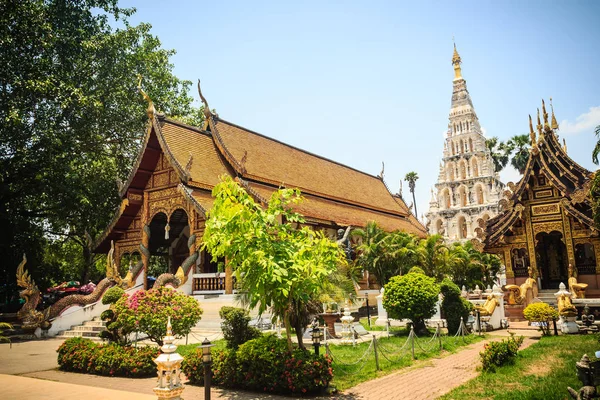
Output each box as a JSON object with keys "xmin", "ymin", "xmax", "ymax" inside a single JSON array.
[
  {"xmin": 177, "ymin": 339, "xmax": 227, "ymax": 357},
  {"xmin": 330, "ymin": 330, "xmax": 484, "ymax": 391},
  {"xmin": 440, "ymin": 334, "xmax": 600, "ymax": 400}
]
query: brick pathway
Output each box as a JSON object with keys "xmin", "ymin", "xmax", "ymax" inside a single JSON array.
[{"xmin": 339, "ymin": 336, "xmax": 537, "ymax": 400}]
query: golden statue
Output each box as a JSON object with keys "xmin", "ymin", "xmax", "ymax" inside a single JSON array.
[
  {"xmin": 475, "ymin": 294, "xmax": 498, "ymax": 316},
  {"xmin": 504, "ymin": 271, "xmax": 537, "ymax": 306},
  {"xmin": 557, "ymin": 293, "xmax": 577, "ymax": 318},
  {"xmin": 568, "ymin": 263, "xmax": 588, "ymax": 299}
]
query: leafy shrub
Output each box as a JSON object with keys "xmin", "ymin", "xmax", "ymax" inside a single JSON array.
[
  {"xmin": 523, "ymin": 303, "xmax": 558, "ymax": 336},
  {"xmin": 480, "ymin": 335, "xmax": 524, "ymax": 372},
  {"xmin": 114, "ymin": 286, "xmax": 203, "ymax": 345},
  {"xmin": 440, "ymin": 279, "xmax": 473, "ymax": 334},
  {"xmin": 102, "ymin": 286, "xmax": 125, "ymax": 305},
  {"xmin": 182, "ymin": 334, "xmax": 333, "ymax": 395},
  {"xmin": 408, "ymin": 266, "xmax": 425, "ymax": 275},
  {"xmin": 57, "ymin": 337, "xmax": 158, "ymax": 377},
  {"xmin": 383, "ymin": 269, "xmax": 439, "ymax": 334},
  {"xmin": 219, "ymin": 306, "xmax": 261, "ymax": 349}
]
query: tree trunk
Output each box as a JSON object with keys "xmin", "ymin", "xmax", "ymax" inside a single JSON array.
[
  {"xmin": 412, "ymin": 191, "xmax": 418, "ymax": 217},
  {"xmin": 414, "ymin": 319, "xmax": 429, "ymax": 336},
  {"xmin": 293, "ymin": 317, "xmax": 306, "ymax": 351},
  {"xmin": 284, "ymin": 313, "xmax": 293, "ymax": 352}
]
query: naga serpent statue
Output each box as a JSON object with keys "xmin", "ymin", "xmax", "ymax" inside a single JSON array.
[
  {"xmin": 15, "ymin": 244, "xmax": 122, "ymax": 331},
  {"xmin": 154, "ymin": 233, "xmax": 199, "ymax": 288}
]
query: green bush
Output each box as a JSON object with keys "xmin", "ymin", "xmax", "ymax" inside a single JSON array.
[
  {"xmin": 523, "ymin": 303, "xmax": 559, "ymax": 336},
  {"xmin": 440, "ymin": 279, "xmax": 472, "ymax": 334},
  {"xmin": 219, "ymin": 306, "xmax": 261, "ymax": 349},
  {"xmin": 57, "ymin": 337, "xmax": 158, "ymax": 377},
  {"xmin": 383, "ymin": 269, "xmax": 439, "ymax": 334},
  {"xmin": 113, "ymin": 286, "xmax": 203, "ymax": 345},
  {"xmin": 480, "ymin": 335, "xmax": 524, "ymax": 372},
  {"xmin": 102, "ymin": 286, "xmax": 125, "ymax": 305},
  {"xmin": 407, "ymin": 266, "xmax": 425, "ymax": 275},
  {"xmin": 182, "ymin": 334, "xmax": 333, "ymax": 395}
]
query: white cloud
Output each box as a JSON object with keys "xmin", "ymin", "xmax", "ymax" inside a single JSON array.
[
  {"xmin": 559, "ymin": 106, "xmax": 600, "ymax": 135},
  {"xmin": 500, "ymin": 165, "xmax": 522, "ymax": 186},
  {"xmin": 481, "ymin": 126, "xmax": 487, "ymax": 136}
]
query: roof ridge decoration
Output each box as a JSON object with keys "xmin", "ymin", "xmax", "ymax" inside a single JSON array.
[
  {"xmin": 452, "ymin": 42, "xmax": 463, "ymax": 81},
  {"xmin": 197, "ymin": 79, "xmax": 247, "ymax": 176},
  {"xmin": 542, "ymin": 99, "xmax": 551, "ymax": 133},
  {"xmin": 378, "ymin": 162, "xmax": 385, "ymax": 180},
  {"xmin": 550, "ymin": 97, "xmax": 559, "ymax": 130},
  {"xmin": 137, "ymin": 74, "xmax": 156, "ymax": 120}
]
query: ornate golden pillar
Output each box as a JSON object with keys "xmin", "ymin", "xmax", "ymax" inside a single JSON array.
[
  {"xmin": 503, "ymin": 248, "xmax": 514, "ymax": 279},
  {"xmin": 141, "ymin": 191, "xmax": 150, "ymax": 289},
  {"xmin": 593, "ymin": 238, "xmax": 600, "ymax": 274},
  {"xmin": 523, "ymin": 207, "xmax": 538, "ymax": 275},
  {"xmin": 114, "ymin": 242, "xmax": 121, "ymax": 273},
  {"xmin": 561, "ymin": 212, "xmax": 575, "ymax": 266}
]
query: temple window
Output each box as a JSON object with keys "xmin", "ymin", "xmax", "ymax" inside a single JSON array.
[
  {"xmin": 476, "ymin": 185, "xmax": 484, "ymax": 204},
  {"xmin": 459, "ymin": 187, "xmax": 467, "ymax": 207},
  {"xmin": 436, "ymin": 219, "xmax": 444, "ymax": 234},
  {"xmin": 511, "ymin": 248, "xmax": 530, "ymax": 277},
  {"xmin": 575, "ymin": 243, "xmax": 596, "ymax": 275},
  {"xmin": 460, "ymin": 139, "xmax": 464, "ymax": 153},
  {"xmin": 458, "ymin": 216, "xmax": 467, "ymax": 239},
  {"xmin": 471, "ymin": 158, "xmax": 479, "ymax": 177},
  {"xmin": 469, "ymin": 138, "xmax": 473, "ymax": 152},
  {"xmin": 459, "ymin": 161, "xmax": 466, "ymax": 179}
]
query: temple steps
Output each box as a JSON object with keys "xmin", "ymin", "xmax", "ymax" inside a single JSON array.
[
  {"xmin": 536, "ymin": 289, "xmax": 558, "ymax": 306},
  {"xmin": 56, "ymin": 317, "xmax": 106, "ymax": 341}
]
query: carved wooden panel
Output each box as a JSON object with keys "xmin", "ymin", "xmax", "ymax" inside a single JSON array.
[
  {"xmin": 534, "ymin": 189, "xmax": 553, "ymax": 199},
  {"xmin": 531, "ymin": 203, "xmax": 560, "ymax": 216},
  {"xmin": 532, "ymin": 221, "xmax": 564, "ymax": 237}
]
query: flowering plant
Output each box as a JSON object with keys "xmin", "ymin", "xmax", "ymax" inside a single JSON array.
[
  {"xmin": 113, "ymin": 286, "xmax": 203, "ymax": 345},
  {"xmin": 480, "ymin": 334, "xmax": 524, "ymax": 372}
]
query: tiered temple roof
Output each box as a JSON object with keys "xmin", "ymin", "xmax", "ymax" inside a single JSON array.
[{"xmin": 96, "ymin": 96, "xmax": 426, "ymax": 252}]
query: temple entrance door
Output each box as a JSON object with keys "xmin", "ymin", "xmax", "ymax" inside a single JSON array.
[
  {"xmin": 147, "ymin": 209, "xmax": 189, "ymax": 287},
  {"xmin": 535, "ymin": 231, "xmax": 568, "ymax": 289}
]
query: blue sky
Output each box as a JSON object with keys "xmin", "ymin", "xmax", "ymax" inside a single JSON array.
[{"xmin": 122, "ymin": 0, "xmax": 600, "ymax": 221}]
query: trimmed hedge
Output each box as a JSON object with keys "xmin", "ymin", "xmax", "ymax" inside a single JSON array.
[
  {"xmin": 182, "ymin": 334, "xmax": 333, "ymax": 395},
  {"xmin": 57, "ymin": 337, "xmax": 159, "ymax": 377},
  {"xmin": 219, "ymin": 306, "xmax": 261, "ymax": 349},
  {"xmin": 480, "ymin": 335, "xmax": 524, "ymax": 372},
  {"xmin": 440, "ymin": 279, "xmax": 472, "ymax": 334}
]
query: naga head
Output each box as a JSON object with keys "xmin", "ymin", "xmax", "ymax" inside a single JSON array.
[{"xmin": 16, "ymin": 254, "xmax": 38, "ymax": 300}]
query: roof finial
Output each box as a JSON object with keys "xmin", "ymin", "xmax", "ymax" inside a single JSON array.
[
  {"xmin": 542, "ymin": 99, "xmax": 550, "ymax": 131},
  {"xmin": 452, "ymin": 41, "xmax": 462, "ymax": 81},
  {"xmin": 529, "ymin": 114, "xmax": 536, "ymax": 144},
  {"xmin": 197, "ymin": 79, "xmax": 212, "ymax": 119},
  {"xmin": 137, "ymin": 74, "xmax": 156, "ymax": 120},
  {"xmin": 536, "ymin": 108, "xmax": 543, "ymax": 136},
  {"xmin": 563, "ymin": 138, "xmax": 568, "ymax": 153},
  {"xmin": 378, "ymin": 161, "xmax": 385, "ymax": 180},
  {"xmin": 550, "ymin": 97, "xmax": 559, "ymax": 130}
]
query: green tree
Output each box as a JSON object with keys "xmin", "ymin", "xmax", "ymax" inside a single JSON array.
[
  {"xmin": 593, "ymin": 125, "xmax": 600, "ymax": 164},
  {"xmin": 354, "ymin": 222, "xmax": 418, "ymax": 287},
  {"xmin": 439, "ymin": 279, "xmax": 472, "ymax": 334},
  {"xmin": 506, "ymin": 134, "xmax": 531, "ymax": 174},
  {"xmin": 485, "ymin": 137, "xmax": 510, "ymax": 173},
  {"xmin": 404, "ymin": 172, "xmax": 419, "ymax": 216},
  {"xmin": 1, "ymin": 0, "xmax": 203, "ymax": 288},
  {"xmin": 415, "ymin": 234, "xmax": 449, "ymax": 281},
  {"xmin": 202, "ymin": 176, "xmax": 345, "ymax": 351},
  {"xmin": 382, "ymin": 268, "xmax": 439, "ymax": 334}
]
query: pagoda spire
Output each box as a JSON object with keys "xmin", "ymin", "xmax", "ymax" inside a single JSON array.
[{"xmin": 452, "ymin": 43, "xmax": 463, "ymax": 81}]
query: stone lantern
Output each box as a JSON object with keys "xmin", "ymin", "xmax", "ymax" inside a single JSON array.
[{"xmin": 153, "ymin": 317, "xmax": 184, "ymax": 399}]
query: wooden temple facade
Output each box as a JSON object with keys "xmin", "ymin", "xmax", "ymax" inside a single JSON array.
[
  {"xmin": 94, "ymin": 88, "xmax": 426, "ymax": 294},
  {"xmin": 472, "ymin": 100, "xmax": 600, "ymax": 296}
]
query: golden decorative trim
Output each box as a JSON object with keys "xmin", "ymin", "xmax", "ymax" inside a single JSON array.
[
  {"xmin": 534, "ymin": 189, "xmax": 553, "ymax": 199},
  {"xmin": 532, "ymin": 221, "xmax": 564, "ymax": 237},
  {"xmin": 531, "ymin": 203, "xmax": 560, "ymax": 216},
  {"xmin": 562, "ymin": 213, "xmax": 575, "ymax": 266}
]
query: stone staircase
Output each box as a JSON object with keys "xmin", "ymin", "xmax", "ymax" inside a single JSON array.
[
  {"xmin": 56, "ymin": 317, "xmax": 106, "ymax": 341},
  {"xmin": 536, "ymin": 289, "xmax": 558, "ymax": 306}
]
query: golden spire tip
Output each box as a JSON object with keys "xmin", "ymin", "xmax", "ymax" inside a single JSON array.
[{"xmin": 550, "ymin": 97, "xmax": 559, "ymax": 130}]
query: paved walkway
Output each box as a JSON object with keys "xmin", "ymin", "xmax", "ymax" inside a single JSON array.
[
  {"xmin": 2, "ymin": 327, "xmax": 541, "ymax": 400},
  {"xmin": 341, "ymin": 334, "xmax": 538, "ymax": 400}
]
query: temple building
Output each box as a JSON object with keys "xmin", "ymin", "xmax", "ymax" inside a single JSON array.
[
  {"xmin": 426, "ymin": 45, "xmax": 504, "ymax": 241},
  {"xmin": 94, "ymin": 85, "xmax": 426, "ymax": 295},
  {"xmin": 472, "ymin": 100, "xmax": 600, "ymax": 295}
]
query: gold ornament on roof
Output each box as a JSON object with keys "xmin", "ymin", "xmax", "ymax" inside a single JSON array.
[
  {"xmin": 550, "ymin": 97, "xmax": 559, "ymax": 130},
  {"xmin": 529, "ymin": 114, "xmax": 536, "ymax": 145},
  {"xmin": 452, "ymin": 43, "xmax": 463, "ymax": 80},
  {"xmin": 563, "ymin": 138, "xmax": 568, "ymax": 153},
  {"xmin": 536, "ymin": 108, "xmax": 543, "ymax": 136},
  {"xmin": 542, "ymin": 99, "xmax": 550, "ymax": 132},
  {"xmin": 197, "ymin": 79, "xmax": 212, "ymax": 119},
  {"xmin": 137, "ymin": 74, "xmax": 156, "ymax": 120}
]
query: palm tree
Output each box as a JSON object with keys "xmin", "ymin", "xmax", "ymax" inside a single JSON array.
[
  {"xmin": 592, "ymin": 125, "xmax": 600, "ymax": 164},
  {"xmin": 404, "ymin": 172, "xmax": 419, "ymax": 217},
  {"xmin": 506, "ymin": 134, "xmax": 531, "ymax": 174},
  {"xmin": 485, "ymin": 137, "xmax": 510, "ymax": 172},
  {"xmin": 415, "ymin": 234, "xmax": 449, "ymax": 281}
]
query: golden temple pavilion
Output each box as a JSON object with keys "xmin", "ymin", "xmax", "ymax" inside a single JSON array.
[{"xmin": 473, "ymin": 100, "xmax": 600, "ymax": 296}]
